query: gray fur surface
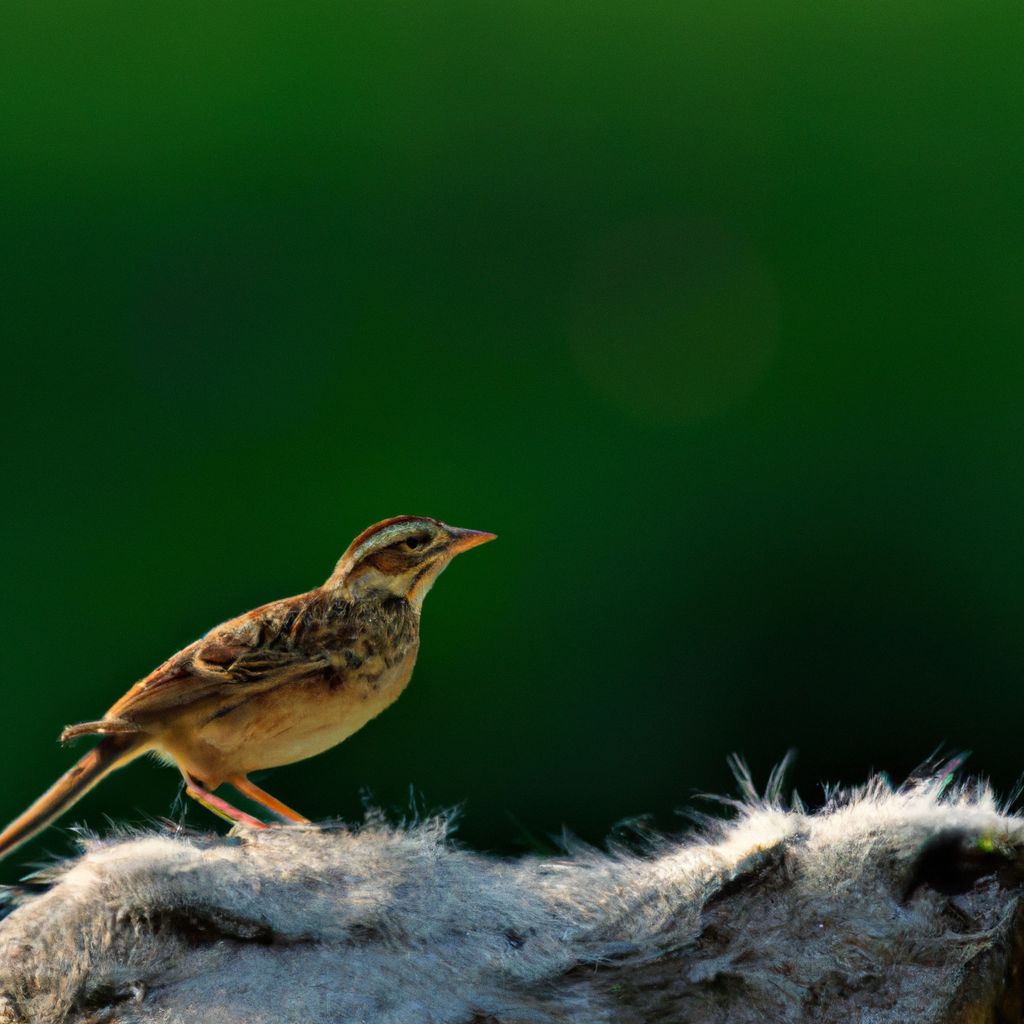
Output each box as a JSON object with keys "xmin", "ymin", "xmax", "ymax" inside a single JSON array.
[{"xmin": 1, "ymin": 766, "xmax": 1023, "ymax": 1023}]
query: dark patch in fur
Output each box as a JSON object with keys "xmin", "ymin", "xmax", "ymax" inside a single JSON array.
[
  {"xmin": 903, "ymin": 828, "xmax": 1023, "ymax": 902},
  {"xmin": 73, "ymin": 977, "xmax": 142, "ymax": 1018},
  {"xmin": 147, "ymin": 906, "xmax": 285, "ymax": 947},
  {"xmin": 702, "ymin": 843, "xmax": 790, "ymax": 910}
]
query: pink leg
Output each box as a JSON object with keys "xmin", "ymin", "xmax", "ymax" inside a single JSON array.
[
  {"xmin": 184, "ymin": 776, "xmax": 268, "ymax": 829},
  {"xmin": 229, "ymin": 775, "xmax": 311, "ymax": 824}
]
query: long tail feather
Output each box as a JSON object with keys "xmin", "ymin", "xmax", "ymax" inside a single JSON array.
[
  {"xmin": 60, "ymin": 718, "xmax": 142, "ymax": 744},
  {"xmin": 0, "ymin": 734, "xmax": 150, "ymax": 864}
]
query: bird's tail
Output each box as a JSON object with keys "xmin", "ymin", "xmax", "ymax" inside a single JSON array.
[{"xmin": 0, "ymin": 732, "xmax": 150, "ymax": 864}]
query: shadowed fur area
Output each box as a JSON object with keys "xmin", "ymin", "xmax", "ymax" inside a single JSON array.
[{"xmin": 2, "ymin": 769, "xmax": 1024, "ymax": 1023}]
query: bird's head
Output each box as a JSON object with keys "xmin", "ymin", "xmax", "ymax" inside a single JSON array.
[{"xmin": 327, "ymin": 515, "xmax": 496, "ymax": 607}]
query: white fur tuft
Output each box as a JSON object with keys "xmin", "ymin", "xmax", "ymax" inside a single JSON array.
[{"xmin": 2, "ymin": 766, "xmax": 1022, "ymax": 1022}]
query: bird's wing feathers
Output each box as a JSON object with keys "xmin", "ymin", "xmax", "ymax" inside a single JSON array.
[
  {"xmin": 109, "ymin": 596, "xmax": 348, "ymax": 720},
  {"xmin": 193, "ymin": 640, "xmax": 321, "ymax": 681}
]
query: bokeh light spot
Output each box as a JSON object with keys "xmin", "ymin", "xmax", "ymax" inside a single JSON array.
[{"xmin": 569, "ymin": 216, "xmax": 780, "ymax": 422}]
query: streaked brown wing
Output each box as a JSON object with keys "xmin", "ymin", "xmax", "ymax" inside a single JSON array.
[
  {"xmin": 107, "ymin": 590, "xmax": 357, "ymax": 721},
  {"xmin": 109, "ymin": 633, "xmax": 330, "ymax": 720}
]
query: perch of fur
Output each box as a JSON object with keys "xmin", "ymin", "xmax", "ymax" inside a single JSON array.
[{"xmin": 1, "ymin": 768, "xmax": 1023, "ymax": 1023}]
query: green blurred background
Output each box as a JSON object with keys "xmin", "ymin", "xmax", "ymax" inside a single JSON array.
[{"xmin": 2, "ymin": 3, "xmax": 1023, "ymax": 879}]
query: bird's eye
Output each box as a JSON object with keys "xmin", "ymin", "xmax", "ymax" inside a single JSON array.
[{"xmin": 403, "ymin": 535, "xmax": 425, "ymax": 551}]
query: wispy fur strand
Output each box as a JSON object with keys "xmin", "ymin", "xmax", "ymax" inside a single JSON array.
[{"xmin": 1, "ymin": 764, "xmax": 1023, "ymax": 1023}]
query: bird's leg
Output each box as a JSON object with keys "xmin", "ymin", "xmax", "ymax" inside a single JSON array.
[
  {"xmin": 228, "ymin": 775, "xmax": 311, "ymax": 824},
  {"xmin": 184, "ymin": 774, "xmax": 268, "ymax": 829}
]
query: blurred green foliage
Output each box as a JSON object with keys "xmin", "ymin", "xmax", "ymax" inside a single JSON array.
[{"xmin": 2, "ymin": 3, "xmax": 1023, "ymax": 880}]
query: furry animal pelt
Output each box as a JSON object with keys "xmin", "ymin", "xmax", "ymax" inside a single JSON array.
[{"xmin": 1, "ymin": 764, "xmax": 1023, "ymax": 1023}]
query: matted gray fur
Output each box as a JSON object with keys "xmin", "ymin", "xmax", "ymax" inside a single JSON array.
[{"xmin": 1, "ymin": 763, "xmax": 1023, "ymax": 1023}]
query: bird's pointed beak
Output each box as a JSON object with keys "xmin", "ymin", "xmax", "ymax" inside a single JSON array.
[{"xmin": 448, "ymin": 527, "xmax": 498, "ymax": 553}]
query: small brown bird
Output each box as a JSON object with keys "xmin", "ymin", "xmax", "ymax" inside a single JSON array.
[{"xmin": 0, "ymin": 515, "xmax": 495, "ymax": 862}]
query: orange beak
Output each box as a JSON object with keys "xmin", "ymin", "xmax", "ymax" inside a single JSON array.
[{"xmin": 448, "ymin": 527, "xmax": 498, "ymax": 553}]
